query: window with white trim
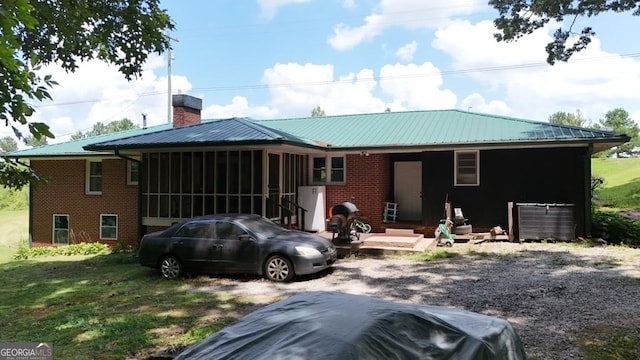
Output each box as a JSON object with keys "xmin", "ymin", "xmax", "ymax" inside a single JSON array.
[
  {"xmin": 100, "ymin": 214, "xmax": 118, "ymax": 240},
  {"xmin": 53, "ymin": 214, "xmax": 69, "ymax": 245},
  {"xmin": 455, "ymin": 150, "xmax": 479, "ymax": 186},
  {"xmin": 311, "ymin": 155, "xmax": 345, "ymax": 183},
  {"xmin": 127, "ymin": 160, "xmax": 139, "ymax": 185},
  {"xmin": 86, "ymin": 160, "xmax": 102, "ymax": 194}
]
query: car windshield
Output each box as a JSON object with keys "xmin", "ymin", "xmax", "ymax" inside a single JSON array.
[{"xmin": 238, "ymin": 217, "xmax": 287, "ymax": 240}]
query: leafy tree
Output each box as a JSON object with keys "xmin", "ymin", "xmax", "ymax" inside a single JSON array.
[
  {"xmin": 594, "ymin": 108, "xmax": 639, "ymax": 157},
  {"xmin": 311, "ymin": 106, "xmax": 326, "ymax": 117},
  {"xmin": 0, "ymin": 0, "xmax": 173, "ymax": 189},
  {"xmin": 71, "ymin": 118, "xmax": 139, "ymax": 140},
  {"xmin": 490, "ymin": 0, "xmax": 640, "ymax": 64},
  {"xmin": 548, "ymin": 110, "xmax": 588, "ymax": 127},
  {"xmin": 0, "ymin": 137, "xmax": 18, "ymax": 154},
  {"xmin": 24, "ymin": 135, "xmax": 48, "ymax": 147}
]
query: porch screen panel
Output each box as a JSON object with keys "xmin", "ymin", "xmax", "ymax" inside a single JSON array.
[
  {"xmin": 159, "ymin": 153, "xmax": 170, "ymax": 193},
  {"xmin": 229, "ymin": 151, "xmax": 239, "ymax": 194},
  {"xmin": 170, "ymin": 153, "xmax": 181, "ymax": 193},
  {"xmin": 204, "ymin": 152, "xmax": 215, "ymax": 194},
  {"xmin": 142, "ymin": 150, "xmax": 266, "ymax": 223},
  {"xmin": 149, "ymin": 153, "xmax": 159, "ymax": 193},
  {"xmin": 241, "ymin": 151, "xmax": 252, "ymax": 194},
  {"xmin": 182, "ymin": 152, "xmax": 193, "ymax": 193}
]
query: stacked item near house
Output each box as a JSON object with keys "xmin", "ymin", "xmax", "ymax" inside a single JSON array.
[{"xmin": 329, "ymin": 202, "xmax": 364, "ymax": 258}]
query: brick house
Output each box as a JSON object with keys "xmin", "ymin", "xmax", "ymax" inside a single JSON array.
[{"xmin": 7, "ymin": 94, "xmax": 629, "ymax": 246}]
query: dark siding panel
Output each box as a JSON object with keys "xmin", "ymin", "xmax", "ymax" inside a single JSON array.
[{"xmin": 421, "ymin": 147, "xmax": 588, "ymax": 237}]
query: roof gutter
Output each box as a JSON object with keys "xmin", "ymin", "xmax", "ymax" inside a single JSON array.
[
  {"xmin": 114, "ymin": 149, "xmax": 140, "ymax": 164},
  {"xmin": 321, "ymin": 136, "xmax": 631, "ymax": 153}
]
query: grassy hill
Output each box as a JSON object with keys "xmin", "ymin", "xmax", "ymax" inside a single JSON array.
[{"xmin": 592, "ymin": 158, "xmax": 640, "ymax": 210}]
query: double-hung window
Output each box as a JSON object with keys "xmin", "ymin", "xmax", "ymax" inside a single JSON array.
[
  {"xmin": 86, "ymin": 160, "xmax": 102, "ymax": 194},
  {"xmin": 311, "ymin": 155, "xmax": 345, "ymax": 184},
  {"xmin": 455, "ymin": 150, "xmax": 479, "ymax": 186},
  {"xmin": 127, "ymin": 160, "xmax": 139, "ymax": 185}
]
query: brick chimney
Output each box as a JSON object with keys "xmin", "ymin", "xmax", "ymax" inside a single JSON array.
[{"xmin": 172, "ymin": 94, "xmax": 202, "ymax": 127}]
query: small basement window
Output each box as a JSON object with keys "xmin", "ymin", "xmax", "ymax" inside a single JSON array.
[
  {"xmin": 53, "ymin": 214, "xmax": 69, "ymax": 245},
  {"xmin": 100, "ymin": 214, "xmax": 118, "ymax": 240},
  {"xmin": 455, "ymin": 150, "xmax": 479, "ymax": 186}
]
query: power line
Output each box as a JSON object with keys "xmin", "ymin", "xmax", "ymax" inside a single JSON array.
[{"xmin": 32, "ymin": 51, "xmax": 640, "ymax": 109}]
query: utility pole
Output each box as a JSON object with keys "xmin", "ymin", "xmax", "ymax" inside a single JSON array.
[{"xmin": 164, "ymin": 32, "xmax": 179, "ymax": 124}]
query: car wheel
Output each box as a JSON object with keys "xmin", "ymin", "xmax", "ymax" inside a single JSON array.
[
  {"xmin": 158, "ymin": 256, "xmax": 183, "ymax": 279},
  {"xmin": 265, "ymin": 255, "xmax": 294, "ymax": 282}
]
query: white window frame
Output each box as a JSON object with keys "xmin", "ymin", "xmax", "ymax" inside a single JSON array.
[
  {"xmin": 86, "ymin": 160, "xmax": 102, "ymax": 195},
  {"xmin": 454, "ymin": 150, "xmax": 480, "ymax": 186},
  {"xmin": 52, "ymin": 214, "xmax": 69, "ymax": 245},
  {"xmin": 100, "ymin": 214, "xmax": 118, "ymax": 240},
  {"xmin": 127, "ymin": 160, "xmax": 139, "ymax": 185},
  {"xmin": 310, "ymin": 155, "xmax": 346, "ymax": 184}
]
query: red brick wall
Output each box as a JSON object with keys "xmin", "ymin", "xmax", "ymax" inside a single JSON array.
[
  {"xmin": 325, "ymin": 154, "xmax": 390, "ymax": 232},
  {"xmin": 31, "ymin": 159, "xmax": 139, "ymax": 247},
  {"xmin": 173, "ymin": 107, "xmax": 201, "ymax": 128}
]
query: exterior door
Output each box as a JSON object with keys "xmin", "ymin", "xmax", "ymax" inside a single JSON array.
[
  {"xmin": 267, "ymin": 153, "xmax": 281, "ymax": 219},
  {"xmin": 211, "ymin": 221, "xmax": 259, "ymax": 272},
  {"xmin": 394, "ymin": 161, "xmax": 422, "ymax": 222},
  {"xmin": 172, "ymin": 221, "xmax": 217, "ymax": 271}
]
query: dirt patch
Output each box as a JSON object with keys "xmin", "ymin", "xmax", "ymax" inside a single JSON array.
[{"xmin": 196, "ymin": 242, "xmax": 640, "ymax": 359}]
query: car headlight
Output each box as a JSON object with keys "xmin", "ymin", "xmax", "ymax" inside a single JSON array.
[{"xmin": 295, "ymin": 246, "xmax": 321, "ymax": 256}]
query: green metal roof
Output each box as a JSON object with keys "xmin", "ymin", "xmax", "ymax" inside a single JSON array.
[
  {"xmin": 254, "ymin": 110, "xmax": 628, "ymax": 149},
  {"xmin": 4, "ymin": 109, "xmax": 629, "ymax": 158},
  {"xmin": 4, "ymin": 123, "xmax": 172, "ymax": 158}
]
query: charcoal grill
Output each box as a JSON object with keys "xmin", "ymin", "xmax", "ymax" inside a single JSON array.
[{"xmin": 329, "ymin": 202, "xmax": 363, "ymax": 258}]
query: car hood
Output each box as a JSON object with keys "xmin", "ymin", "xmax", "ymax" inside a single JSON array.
[{"xmin": 270, "ymin": 230, "xmax": 332, "ymax": 248}]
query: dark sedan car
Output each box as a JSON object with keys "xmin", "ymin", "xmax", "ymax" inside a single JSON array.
[{"xmin": 137, "ymin": 214, "xmax": 337, "ymax": 282}]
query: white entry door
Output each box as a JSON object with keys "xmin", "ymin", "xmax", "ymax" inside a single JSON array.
[{"xmin": 394, "ymin": 161, "xmax": 422, "ymax": 222}]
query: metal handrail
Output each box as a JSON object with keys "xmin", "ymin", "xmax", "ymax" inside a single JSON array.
[
  {"xmin": 281, "ymin": 196, "xmax": 308, "ymax": 231},
  {"xmin": 266, "ymin": 197, "xmax": 295, "ymax": 229}
]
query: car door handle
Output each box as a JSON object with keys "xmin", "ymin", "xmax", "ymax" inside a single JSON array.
[
  {"xmin": 174, "ymin": 241, "xmax": 184, "ymax": 246},
  {"xmin": 212, "ymin": 244, "xmax": 223, "ymax": 249}
]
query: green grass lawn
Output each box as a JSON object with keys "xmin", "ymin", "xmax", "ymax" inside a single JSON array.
[
  {"xmin": 0, "ymin": 253, "xmax": 258, "ymax": 359},
  {"xmin": 0, "ymin": 209, "xmax": 28, "ymax": 263},
  {"xmin": 592, "ymin": 158, "xmax": 640, "ymax": 210}
]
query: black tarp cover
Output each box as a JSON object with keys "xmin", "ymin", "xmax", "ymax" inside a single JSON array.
[{"xmin": 175, "ymin": 291, "xmax": 527, "ymax": 360}]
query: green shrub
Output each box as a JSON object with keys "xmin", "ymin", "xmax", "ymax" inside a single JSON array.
[
  {"xmin": 12, "ymin": 242, "xmax": 110, "ymax": 260},
  {"xmin": 591, "ymin": 210, "xmax": 640, "ymax": 247}
]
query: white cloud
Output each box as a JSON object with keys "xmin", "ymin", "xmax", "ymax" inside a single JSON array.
[
  {"xmin": 257, "ymin": 0, "xmax": 312, "ymax": 21},
  {"xmin": 202, "ymin": 96, "xmax": 278, "ymax": 119},
  {"xmin": 7, "ymin": 54, "xmax": 193, "ymax": 143},
  {"xmin": 342, "ymin": 0, "xmax": 357, "ymax": 8},
  {"xmin": 261, "ymin": 62, "xmax": 387, "ymax": 116},
  {"xmin": 379, "ymin": 62, "xmax": 457, "ymax": 110},
  {"xmin": 432, "ymin": 19, "xmax": 640, "ymax": 121},
  {"xmin": 461, "ymin": 93, "xmax": 511, "ymax": 115},
  {"xmin": 328, "ymin": 0, "xmax": 488, "ymax": 50},
  {"xmin": 396, "ymin": 41, "xmax": 417, "ymax": 62}
]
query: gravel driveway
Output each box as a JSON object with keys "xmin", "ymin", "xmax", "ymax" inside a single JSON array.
[{"xmin": 197, "ymin": 242, "xmax": 640, "ymax": 359}]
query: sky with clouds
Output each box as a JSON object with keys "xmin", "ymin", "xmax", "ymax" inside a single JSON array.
[{"xmin": 8, "ymin": 0, "xmax": 640, "ymax": 143}]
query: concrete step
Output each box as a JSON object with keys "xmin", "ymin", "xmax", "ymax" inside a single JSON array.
[{"xmin": 362, "ymin": 233, "xmax": 424, "ymax": 249}]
